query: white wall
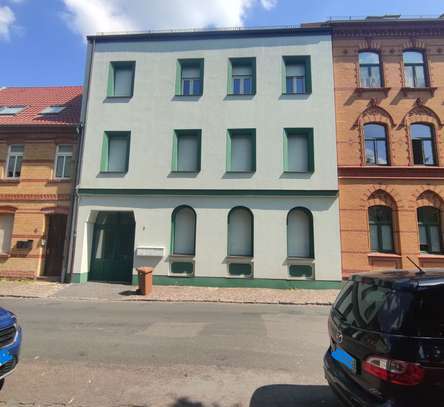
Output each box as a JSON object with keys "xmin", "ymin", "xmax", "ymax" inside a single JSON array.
[
  {"xmin": 80, "ymin": 34, "xmax": 337, "ymax": 190},
  {"xmin": 72, "ymin": 194, "xmax": 342, "ymax": 281}
]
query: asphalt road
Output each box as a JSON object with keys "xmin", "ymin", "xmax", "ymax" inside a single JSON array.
[{"xmin": 0, "ymin": 298, "xmax": 340, "ymax": 407}]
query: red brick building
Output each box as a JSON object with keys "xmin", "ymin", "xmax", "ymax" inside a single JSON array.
[
  {"xmin": 0, "ymin": 86, "xmax": 82, "ymax": 280},
  {"xmin": 306, "ymin": 17, "xmax": 444, "ymax": 276}
]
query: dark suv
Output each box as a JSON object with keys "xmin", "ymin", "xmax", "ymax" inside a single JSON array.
[{"xmin": 324, "ymin": 270, "xmax": 444, "ymax": 406}]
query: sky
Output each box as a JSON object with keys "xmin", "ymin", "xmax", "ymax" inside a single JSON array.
[{"xmin": 1, "ymin": 0, "xmax": 443, "ymax": 87}]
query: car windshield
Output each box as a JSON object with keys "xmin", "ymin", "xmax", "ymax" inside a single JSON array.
[{"xmin": 333, "ymin": 280, "xmax": 444, "ymax": 338}]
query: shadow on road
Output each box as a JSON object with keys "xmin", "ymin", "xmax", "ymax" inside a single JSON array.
[
  {"xmin": 169, "ymin": 385, "xmax": 340, "ymax": 407},
  {"xmin": 250, "ymin": 384, "xmax": 340, "ymax": 406}
]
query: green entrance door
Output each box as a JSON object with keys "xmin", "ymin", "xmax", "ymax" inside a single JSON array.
[{"xmin": 89, "ymin": 212, "xmax": 135, "ymax": 283}]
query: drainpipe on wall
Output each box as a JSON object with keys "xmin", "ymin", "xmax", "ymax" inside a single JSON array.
[{"xmin": 64, "ymin": 39, "xmax": 95, "ymax": 283}]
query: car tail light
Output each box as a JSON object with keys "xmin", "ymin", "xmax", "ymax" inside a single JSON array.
[{"xmin": 363, "ymin": 356, "xmax": 425, "ymax": 386}]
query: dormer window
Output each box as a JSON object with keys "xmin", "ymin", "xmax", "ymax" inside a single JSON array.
[
  {"xmin": 40, "ymin": 105, "xmax": 65, "ymax": 114},
  {"xmin": 359, "ymin": 52, "xmax": 382, "ymax": 88},
  {"xmin": 0, "ymin": 106, "xmax": 26, "ymax": 115}
]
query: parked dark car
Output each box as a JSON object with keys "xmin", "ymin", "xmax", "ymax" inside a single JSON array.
[
  {"xmin": 324, "ymin": 270, "xmax": 444, "ymax": 406},
  {"xmin": 0, "ymin": 307, "xmax": 21, "ymax": 390}
]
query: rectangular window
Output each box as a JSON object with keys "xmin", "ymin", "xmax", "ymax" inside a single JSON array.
[
  {"xmin": 228, "ymin": 58, "xmax": 256, "ymax": 95},
  {"xmin": 0, "ymin": 106, "xmax": 26, "ymax": 115},
  {"xmin": 283, "ymin": 56, "xmax": 312, "ymax": 94},
  {"xmin": 176, "ymin": 59, "xmax": 204, "ymax": 96},
  {"xmin": 100, "ymin": 132, "xmax": 130, "ymax": 173},
  {"xmin": 107, "ymin": 61, "xmax": 135, "ymax": 98},
  {"xmin": 54, "ymin": 145, "xmax": 73, "ymax": 179},
  {"xmin": 284, "ymin": 128, "xmax": 314, "ymax": 173},
  {"xmin": 227, "ymin": 129, "xmax": 256, "ymax": 173},
  {"xmin": 0, "ymin": 214, "xmax": 13, "ymax": 254},
  {"xmin": 6, "ymin": 145, "xmax": 24, "ymax": 178},
  {"xmin": 172, "ymin": 130, "xmax": 201, "ymax": 172}
]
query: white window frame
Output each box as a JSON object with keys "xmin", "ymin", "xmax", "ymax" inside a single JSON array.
[
  {"xmin": 54, "ymin": 145, "xmax": 73, "ymax": 179},
  {"xmin": 6, "ymin": 145, "xmax": 24, "ymax": 179}
]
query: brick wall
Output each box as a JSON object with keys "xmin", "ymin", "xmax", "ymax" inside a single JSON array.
[{"xmin": 332, "ymin": 24, "xmax": 444, "ymax": 277}]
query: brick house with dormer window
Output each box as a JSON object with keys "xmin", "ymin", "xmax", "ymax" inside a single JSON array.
[{"xmin": 0, "ymin": 86, "xmax": 82, "ymax": 280}]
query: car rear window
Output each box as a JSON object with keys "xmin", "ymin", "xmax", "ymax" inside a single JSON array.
[{"xmin": 333, "ymin": 280, "xmax": 444, "ymax": 338}]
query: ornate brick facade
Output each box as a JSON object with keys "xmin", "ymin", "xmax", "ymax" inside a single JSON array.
[{"xmin": 329, "ymin": 18, "xmax": 444, "ymax": 276}]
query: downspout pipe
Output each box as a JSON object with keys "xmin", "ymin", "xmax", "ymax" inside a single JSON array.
[{"xmin": 64, "ymin": 38, "xmax": 95, "ymax": 283}]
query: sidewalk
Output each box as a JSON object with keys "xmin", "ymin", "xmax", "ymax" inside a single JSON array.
[{"xmin": 0, "ymin": 280, "xmax": 340, "ymax": 305}]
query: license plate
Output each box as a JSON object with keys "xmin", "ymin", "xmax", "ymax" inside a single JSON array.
[
  {"xmin": 0, "ymin": 350, "xmax": 12, "ymax": 367},
  {"xmin": 331, "ymin": 346, "xmax": 357, "ymax": 373}
]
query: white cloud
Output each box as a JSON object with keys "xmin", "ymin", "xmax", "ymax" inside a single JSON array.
[
  {"xmin": 62, "ymin": 0, "xmax": 277, "ymax": 37},
  {"xmin": 260, "ymin": 0, "xmax": 277, "ymax": 10},
  {"xmin": 0, "ymin": 6, "xmax": 15, "ymax": 41}
]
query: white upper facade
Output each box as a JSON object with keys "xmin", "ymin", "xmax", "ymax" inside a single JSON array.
[{"xmin": 79, "ymin": 29, "xmax": 338, "ymax": 191}]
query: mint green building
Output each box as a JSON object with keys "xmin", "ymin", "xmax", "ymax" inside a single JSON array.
[{"xmin": 69, "ymin": 27, "xmax": 342, "ymax": 288}]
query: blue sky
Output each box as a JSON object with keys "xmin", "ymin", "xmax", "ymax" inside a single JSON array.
[{"xmin": 1, "ymin": 0, "xmax": 443, "ymax": 87}]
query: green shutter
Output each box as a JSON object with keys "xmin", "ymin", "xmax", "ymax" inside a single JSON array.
[
  {"xmin": 283, "ymin": 129, "xmax": 289, "ymax": 171},
  {"xmin": 100, "ymin": 133, "xmax": 109, "ymax": 171},
  {"xmin": 175, "ymin": 60, "xmax": 182, "ymax": 96},
  {"xmin": 252, "ymin": 58, "xmax": 257, "ymax": 95},
  {"xmin": 227, "ymin": 59, "xmax": 233, "ymax": 95},
  {"xmin": 304, "ymin": 56, "xmax": 312, "ymax": 94},
  {"xmin": 197, "ymin": 130, "xmax": 202, "ymax": 172},
  {"xmin": 282, "ymin": 57, "xmax": 287, "ymax": 94},
  {"xmin": 107, "ymin": 63, "xmax": 115, "ymax": 97},
  {"xmin": 226, "ymin": 130, "xmax": 232, "ymax": 171},
  {"xmin": 199, "ymin": 59, "xmax": 204, "ymax": 96},
  {"xmin": 251, "ymin": 130, "xmax": 256, "ymax": 172},
  {"xmin": 307, "ymin": 128, "xmax": 314, "ymax": 173},
  {"xmin": 172, "ymin": 131, "xmax": 178, "ymax": 171}
]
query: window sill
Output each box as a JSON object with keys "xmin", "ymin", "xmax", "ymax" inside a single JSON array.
[
  {"xmin": 226, "ymin": 256, "xmax": 253, "ymax": 261},
  {"xmin": 401, "ymin": 86, "xmax": 437, "ymax": 96},
  {"xmin": 1, "ymin": 179, "xmax": 20, "ymax": 184},
  {"xmin": 368, "ymin": 252, "xmax": 401, "ymax": 259},
  {"xmin": 355, "ymin": 87, "xmax": 391, "ymax": 96},
  {"xmin": 283, "ymin": 170, "xmax": 312, "ymax": 174},
  {"xmin": 0, "ymin": 253, "xmax": 10, "ymax": 258},
  {"xmin": 287, "ymin": 256, "xmax": 314, "ymax": 261},
  {"xmin": 98, "ymin": 171, "xmax": 127, "ymax": 175},
  {"xmin": 418, "ymin": 254, "xmax": 444, "ymax": 259},
  {"xmin": 169, "ymin": 254, "xmax": 195, "ymax": 259},
  {"xmin": 105, "ymin": 95, "xmax": 133, "ymax": 99},
  {"xmin": 170, "ymin": 171, "xmax": 200, "ymax": 174},
  {"xmin": 174, "ymin": 94, "xmax": 203, "ymax": 98},
  {"xmin": 225, "ymin": 171, "xmax": 255, "ymax": 174},
  {"xmin": 227, "ymin": 93, "xmax": 256, "ymax": 97},
  {"xmin": 48, "ymin": 178, "xmax": 72, "ymax": 184},
  {"xmin": 281, "ymin": 92, "xmax": 310, "ymax": 96}
]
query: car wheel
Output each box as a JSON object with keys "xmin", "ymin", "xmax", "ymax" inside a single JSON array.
[{"xmin": 0, "ymin": 378, "xmax": 4, "ymax": 391}]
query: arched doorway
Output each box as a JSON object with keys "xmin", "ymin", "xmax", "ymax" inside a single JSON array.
[{"xmin": 89, "ymin": 212, "xmax": 135, "ymax": 283}]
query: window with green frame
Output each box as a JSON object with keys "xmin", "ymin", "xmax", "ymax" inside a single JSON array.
[
  {"xmin": 175, "ymin": 59, "xmax": 204, "ymax": 96},
  {"xmin": 227, "ymin": 57, "xmax": 256, "ymax": 95},
  {"xmin": 417, "ymin": 206, "xmax": 443, "ymax": 254},
  {"xmin": 282, "ymin": 56, "xmax": 312, "ymax": 95},
  {"xmin": 226, "ymin": 129, "xmax": 256, "ymax": 173},
  {"xmin": 107, "ymin": 61, "xmax": 135, "ymax": 98},
  {"xmin": 100, "ymin": 131, "xmax": 131, "ymax": 173},
  {"xmin": 172, "ymin": 130, "xmax": 201, "ymax": 172},
  {"xmin": 287, "ymin": 207, "xmax": 314, "ymax": 258},
  {"xmin": 283, "ymin": 128, "xmax": 314, "ymax": 173}
]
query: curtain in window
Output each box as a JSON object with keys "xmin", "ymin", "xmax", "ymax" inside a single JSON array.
[
  {"xmin": 417, "ymin": 206, "xmax": 443, "ymax": 254},
  {"xmin": 286, "ymin": 64, "xmax": 305, "ymax": 76},
  {"xmin": 108, "ymin": 137, "xmax": 127, "ymax": 172},
  {"xmin": 0, "ymin": 214, "xmax": 13, "ymax": 254},
  {"xmin": 173, "ymin": 207, "xmax": 196, "ymax": 255},
  {"xmin": 231, "ymin": 135, "xmax": 253, "ymax": 172},
  {"xmin": 114, "ymin": 67, "xmax": 133, "ymax": 97},
  {"xmin": 287, "ymin": 134, "xmax": 308, "ymax": 172},
  {"xmin": 228, "ymin": 208, "xmax": 253, "ymax": 256},
  {"xmin": 178, "ymin": 135, "xmax": 199, "ymax": 172},
  {"xmin": 182, "ymin": 66, "xmax": 200, "ymax": 79},
  {"xmin": 364, "ymin": 124, "xmax": 388, "ymax": 165},
  {"xmin": 368, "ymin": 206, "xmax": 394, "ymax": 252},
  {"xmin": 287, "ymin": 208, "xmax": 312, "ymax": 257}
]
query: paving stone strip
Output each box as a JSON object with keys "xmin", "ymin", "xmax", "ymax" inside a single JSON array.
[{"xmin": 0, "ymin": 280, "xmax": 339, "ymax": 305}]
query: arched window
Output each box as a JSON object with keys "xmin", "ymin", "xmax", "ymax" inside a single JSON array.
[
  {"xmin": 227, "ymin": 207, "xmax": 253, "ymax": 257},
  {"xmin": 411, "ymin": 124, "xmax": 436, "ymax": 166},
  {"xmin": 368, "ymin": 206, "xmax": 394, "ymax": 253},
  {"xmin": 364, "ymin": 124, "xmax": 388, "ymax": 165},
  {"xmin": 418, "ymin": 206, "xmax": 443, "ymax": 254},
  {"xmin": 287, "ymin": 208, "xmax": 314, "ymax": 258},
  {"xmin": 171, "ymin": 206, "xmax": 196, "ymax": 255},
  {"xmin": 403, "ymin": 51, "xmax": 427, "ymax": 88},
  {"xmin": 359, "ymin": 51, "xmax": 382, "ymax": 88}
]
